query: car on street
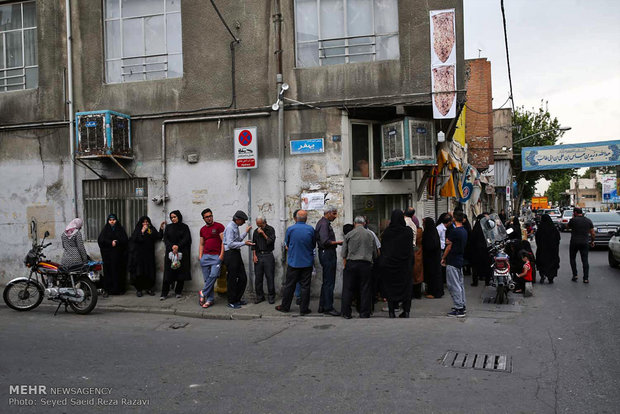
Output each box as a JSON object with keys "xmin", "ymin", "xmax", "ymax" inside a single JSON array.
[
  {"xmin": 608, "ymin": 229, "xmax": 620, "ymax": 267},
  {"xmin": 558, "ymin": 209, "xmax": 573, "ymax": 231},
  {"xmin": 585, "ymin": 212, "xmax": 620, "ymax": 248},
  {"xmin": 542, "ymin": 208, "xmax": 561, "ymax": 226}
]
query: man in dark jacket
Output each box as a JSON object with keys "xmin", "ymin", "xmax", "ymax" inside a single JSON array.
[
  {"xmin": 315, "ymin": 206, "xmax": 343, "ymax": 316},
  {"xmin": 568, "ymin": 207, "xmax": 595, "ymax": 283}
]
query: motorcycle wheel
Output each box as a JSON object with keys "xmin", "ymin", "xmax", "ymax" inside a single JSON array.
[
  {"xmin": 3, "ymin": 280, "xmax": 44, "ymax": 311},
  {"xmin": 68, "ymin": 277, "xmax": 98, "ymax": 315},
  {"xmin": 495, "ymin": 285, "xmax": 506, "ymax": 304}
]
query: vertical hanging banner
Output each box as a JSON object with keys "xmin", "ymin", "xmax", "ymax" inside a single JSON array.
[
  {"xmin": 430, "ymin": 9, "xmax": 457, "ymax": 119},
  {"xmin": 234, "ymin": 127, "xmax": 258, "ymax": 169}
]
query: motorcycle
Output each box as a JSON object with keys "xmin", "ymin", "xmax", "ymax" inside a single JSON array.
[
  {"xmin": 3, "ymin": 231, "xmax": 98, "ymax": 315},
  {"xmin": 480, "ymin": 214, "xmax": 517, "ymax": 304}
]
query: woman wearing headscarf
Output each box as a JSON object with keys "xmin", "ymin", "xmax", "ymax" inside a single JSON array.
[
  {"xmin": 412, "ymin": 222, "xmax": 424, "ymax": 299},
  {"xmin": 422, "ymin": 217, "xmax": 443, "ymax": 299},
  {"xmin": 535, "ymin": 213, "xmax": 560, "ymax": 284},
  {"xmin": 469, "ymin": 213, "xmax": 492, "ymax": 286},
  {"xmin": 159, "ymin": 210, "xmax": 192, "ymax": 299},
  {"xmin": 128, "ymin": 216, "xmax": 159, "ymax": 297},
  {"xmin": 61, "ymin": 218, "xmax": 88, "ymax": 268},
  {"xmin": 380, "ymin": 209, "xmax": 414, "ymax": 318},
  {"xmin": 98, "ymin": 213, "xmax": 128, "ymax": 296}
]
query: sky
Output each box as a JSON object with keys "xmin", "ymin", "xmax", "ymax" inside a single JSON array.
[{"xmin": 464, "ymin": 0, "xmax": 620, "ymax": 193}]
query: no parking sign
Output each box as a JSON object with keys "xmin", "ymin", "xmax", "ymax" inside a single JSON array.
[{"xmin": 234, "ymin": 127, "xmax": 258, "ymax": 169}]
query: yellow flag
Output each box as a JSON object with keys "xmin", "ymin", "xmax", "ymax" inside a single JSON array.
[{"xmin": 453, "ymin": 107, "xmax": 466, "ymax": 147}]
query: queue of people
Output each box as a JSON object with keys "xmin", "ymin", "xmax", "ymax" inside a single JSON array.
[{"xmin": 58, "ymin": 205, "xmax": 580, "ymax": 317}]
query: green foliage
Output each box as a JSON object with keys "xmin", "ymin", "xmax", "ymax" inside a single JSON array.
[
  {"xmin": 513, "ymin": 101, "xmax": 569, "ymax": 207},
  {"xmin": 545, "ymin": 174, "xmax": 571, "ymax": 206},
  {"xmin": 581, "ymin": 166, "xmax": 614, "ymax": 178}
]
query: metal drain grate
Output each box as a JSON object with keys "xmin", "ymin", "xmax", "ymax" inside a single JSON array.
[
  {"xmin": 441, "ymin": 351, "xmax": 512, "ymax": 373},
  {"xmin": 482, "ymin": 296, "xmax": 517, "ymax": 305}
]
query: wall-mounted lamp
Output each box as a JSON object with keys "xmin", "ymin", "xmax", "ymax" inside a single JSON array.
[
  {"xmin": 437, "ymin": 131, "xmax": 445, "ymax": 143},
  {"xmin": 271, "ymin": 83, "xmax": 289, "ymax": 111}
]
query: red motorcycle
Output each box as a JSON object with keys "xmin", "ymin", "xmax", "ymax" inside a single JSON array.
[{"xmin": 3, "ymin": 231, "xmax": 99, "ymax": 315}]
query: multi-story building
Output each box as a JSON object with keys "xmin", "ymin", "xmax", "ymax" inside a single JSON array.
[{"xmin": 0, "ymin": 0, "xmax": 464, "ymax": 293}]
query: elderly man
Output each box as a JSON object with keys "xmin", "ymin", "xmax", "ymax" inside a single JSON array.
[
  {"xmin": 276, "ymin": 210, "xmax": 316, "ymax": 315},
  {"xmin": 341, "ymin": 216, "xmax": 377, "ymax": 319},
  {"xmin": 252, "ymin": 216, "xmax": 276, "ymax": 304},
  {"xmin": 315, "ymin": 206, "xmax": 343, "ymax": 316},
  {"xmin": 223, "ymin": 210, "xmax": 254, "ymax": 309}
]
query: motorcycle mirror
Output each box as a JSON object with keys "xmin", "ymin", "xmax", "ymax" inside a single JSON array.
[
  {"xmin": 44, "ymin": 231, "xmax": 50, "ymax": 238},
  {"xmin": 506, "ymin": 228, "xmax": 514, "ymax": 235}
]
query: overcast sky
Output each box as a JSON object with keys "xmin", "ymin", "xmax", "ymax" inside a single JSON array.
[{"xmin": 464, "ymin": 0, "xmax": 620, "ymax": 146}]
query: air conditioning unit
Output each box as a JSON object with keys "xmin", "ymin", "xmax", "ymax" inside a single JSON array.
[
  {"xmin": 75, "ymin": 110, "xmax": 132, "ymax": 158},
  {"xmin": 381, "ymin": 117, "xmax": 436, "ymax": 170}
]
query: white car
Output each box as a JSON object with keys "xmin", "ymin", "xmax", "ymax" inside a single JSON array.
[{"xmin": 608, "ymin": 229, "xmax": 620, "ymax": 267}]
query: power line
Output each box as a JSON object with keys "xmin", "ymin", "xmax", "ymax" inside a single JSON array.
[
  {"xmin": 464, "ymin": 96, "xmax": 511, "ymax": 115},
  {"xmin": 500, "ymin": 0, "xmax": 515, "ymax": 113}
]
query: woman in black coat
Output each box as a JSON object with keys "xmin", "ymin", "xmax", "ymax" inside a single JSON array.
[
  {"xmin": 535, "ymin": 214, "xmax": 560, "ymax": 284},
  {"xmin": 98, "ymin": 213, "xmax": 128, "ymax": 296},
  {"xmin": 422, "ymin": 217, "xmax": 443, "ymax": 299},
  {"xmin": 159, "ymin": 210, "xmax": 192, "ymax": 299},
  {"xmin": 128, "ymin": 216, "xmax": 159, "ymax": 297},
  {"xmin": 470, "ymin": 214, "xmax": 493, "ymax": 286},
  {"xmin": 380, "ymin": 209, "xmax": 414, "ymax": 318}
]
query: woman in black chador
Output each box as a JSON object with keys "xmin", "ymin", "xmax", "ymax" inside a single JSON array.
[
  {"xmin": 159, "ymin": 210, "xmax": 192, "ymax": 299},
  {"xmin": 535, "ymin": 214, "xmax": 560, "ymax": 284},
  {"xmin": 469, "ymin": 214, "xmax": 493, "ymax": 286},
  {"xmin": 128, "ymin": 216, "xmax": 159, "ymax": 297},
  {"xmin": 380, "ymin": 209, "xmax": 414, "ymax": 318},
  {"xmin": 422, "ymin": 217, "xmax": 444, "ymax": 299},
  {"xmin": 98, "ymin": 213, "xmax": 128, "ymax": 296}
]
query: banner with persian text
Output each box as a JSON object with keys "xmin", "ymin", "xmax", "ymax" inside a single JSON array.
[{"xmin": 521, "ymin": 140, "xmax": 620, "ymax": 171}]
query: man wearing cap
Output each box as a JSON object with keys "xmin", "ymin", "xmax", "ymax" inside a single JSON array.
[
  {"xmin": 223, "ymin": 210, "xmax": 254, "ymax": 309},
  {"xmin": 568, "ymin": 207, "xmax": 596, "ymax": 283}
]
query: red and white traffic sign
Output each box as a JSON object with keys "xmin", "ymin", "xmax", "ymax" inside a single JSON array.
[{"xmin": 234, "ymin": 127, "xmax": 258, "ymax": 169}]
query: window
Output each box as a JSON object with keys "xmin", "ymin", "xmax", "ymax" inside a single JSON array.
[
  {"xmin": 83, "ymin": 178, "xmax": 148, "ymax": 240},
  {"xmin": 104, "ymin": 0, "xmax": 182, "ymax": 83},
  {"xmin": 294, "ymin": 0, "xmax": 399, "ymax": 67},
  {"xmin": 0, "ymin": 1, "xmax": 38, "ymax": 92},
  {"xmin": 351, "ymin": 122, "xmax": 411, "ymax": 180}
]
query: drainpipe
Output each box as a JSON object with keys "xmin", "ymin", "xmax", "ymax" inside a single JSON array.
[
  {"xmin": 160, "ymin": 112, "xmax": 271, "ymax": 221},
  {"xmin": 66, "ymin": 0, "xmax": 77, "ymax": 217},
  {"xmin": 274, "ymin": 0, "xmax": 287, "ymax": 263}
]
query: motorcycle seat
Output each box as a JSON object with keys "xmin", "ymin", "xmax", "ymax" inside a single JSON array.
[{"xmin": 60, "ymin": 263, "xmax": 89, "ymax": 273}]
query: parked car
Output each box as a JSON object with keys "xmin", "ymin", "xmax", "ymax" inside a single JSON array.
[
  {"xmin": 542, "ymin": 208, "xmax": 561, "ymax": 226},
  {"xmin": 558, "ymin": 209, "xmax": 573, "ymax": 231},
  {"xmin": 608, "ymin": 229, "xmax": 620, "ymax": 267},
  {"xmin": 585, "ymin": 212, "xmax": 620, "ymax": 248}
]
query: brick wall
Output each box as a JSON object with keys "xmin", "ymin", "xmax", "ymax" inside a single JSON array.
[{"xmin": 465, "ymin": 58, "xmax": 493, "ymax": 170}]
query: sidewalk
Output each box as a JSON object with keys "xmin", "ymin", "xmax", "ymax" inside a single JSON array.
[{"xmin": 33, "ymin": 280, "xmax": 522, "ymax": 320}]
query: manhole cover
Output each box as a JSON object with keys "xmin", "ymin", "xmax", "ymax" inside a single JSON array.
[{"xmin": 441, "ymin": 351, "xmax": 512, "ymax": 373}]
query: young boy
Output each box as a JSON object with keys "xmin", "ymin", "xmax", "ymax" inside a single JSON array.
[{"xmin": 516, "ymin": 250, "xmax": 534, "ymax": 297}]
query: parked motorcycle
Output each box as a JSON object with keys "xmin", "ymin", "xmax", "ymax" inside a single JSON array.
[
  {"xmin": 480, "ymin": 214, "xmax": 516, "ymax": 304},
  {"xmin": 3, "ymin": 231, "xmax": 98, "ymax": 315}
]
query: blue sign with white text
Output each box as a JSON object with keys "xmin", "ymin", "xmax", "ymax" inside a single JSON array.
[
  {"xmin": 290, "ymin": 138, "xmax": 325, "ymax": 155},
  {"xmin": 522, "ymin": 140, "xmax": 620, "ymax": 171}
]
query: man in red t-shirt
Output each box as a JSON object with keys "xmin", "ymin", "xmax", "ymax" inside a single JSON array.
[{"xmin": 198, "ymin": 208, "xmax": 225, "ymax": 308}]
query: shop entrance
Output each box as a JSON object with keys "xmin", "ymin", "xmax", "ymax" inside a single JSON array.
[{"xmin": 352, "ymin": 194, "xmax": 410, "ymax": 238}]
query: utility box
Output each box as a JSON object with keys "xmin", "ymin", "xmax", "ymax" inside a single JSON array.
[
  {"xmin": 381, "ymin": 117, "xmax": 436, "ymax": 169},
  {"xmin": 75, "ymin": 110, "xmax": 132, "ymax": 159}
]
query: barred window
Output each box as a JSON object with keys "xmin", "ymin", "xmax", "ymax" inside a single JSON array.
[
  {"xmin": 294, "ymin": 0, "xmax": 399, "ymax": 67},
  {"xmin": 104, "ymin": 0, "xmax": 183, "ymax": 83},
  {"xmin": 0, "ymin": 1, "xmax": 38, "ymax": 92},
  {"xmin": 83, "ymin": 178, "xmax": 148, "ymax": 241}
]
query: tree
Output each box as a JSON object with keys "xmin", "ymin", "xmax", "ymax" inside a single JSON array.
[
  {"xmin": 545, "ymin": 175, "xmax": 571, "ymax": 206},
  {"xmin": 512, "ymin": 101, "xmax": 572, "ymax": 210}
]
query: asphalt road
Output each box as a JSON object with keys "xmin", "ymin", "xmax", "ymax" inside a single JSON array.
[{"xmin": 1, "ymin": 232, "xmax": 619, "ymax": 414}]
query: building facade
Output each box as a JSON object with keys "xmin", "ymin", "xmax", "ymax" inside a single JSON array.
[{"xmin": 0, "ymin": 0, "xmax": 465, "ymax": 295}]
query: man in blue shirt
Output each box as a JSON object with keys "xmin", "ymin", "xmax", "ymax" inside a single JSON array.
[
  {"xmin": 441, "ymin": 211, "xmax": 467, "ymax": 318},
  {"xmin": 223, "ymin": 210, "xmax": 254, "ymax": 309},
  {"xmin": 276, "ymin": 210, "xmax": 316, "ymax": 315}
]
